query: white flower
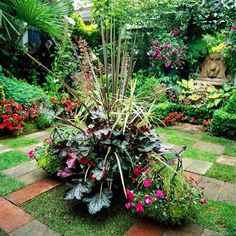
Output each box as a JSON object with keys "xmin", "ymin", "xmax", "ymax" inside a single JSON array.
[{"xmin": 64, "ymin": 16, "xmax": 76, "ymax": 26}]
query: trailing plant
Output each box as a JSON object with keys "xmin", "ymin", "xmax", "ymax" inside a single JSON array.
[{"xmin": 125, "ymin": 161, "xmax": 205, "ymax": 224}]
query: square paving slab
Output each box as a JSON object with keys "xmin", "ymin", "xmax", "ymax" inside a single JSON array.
[
  {"xmin": 2, "ymin": 160, "xmax": 39, "ymax": 178},
  {"xmin": 9, "ymin": 220, "xmax": 60, "ymax": 236},
  {"xmin": 185, "ymin": 160, "xmax": 213, "ymax": 175},
  {"xmin": 192, "ymin": 141, "xmax": 224, "ymax": 155},
  {"xmin": 216, "ymin": 155, "xmax": 236, "ymax": 167}
]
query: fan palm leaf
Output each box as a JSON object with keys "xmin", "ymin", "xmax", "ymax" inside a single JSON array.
[{"xmin": 0, "ymin": 0, "xmax": 70, "ymax": 39}]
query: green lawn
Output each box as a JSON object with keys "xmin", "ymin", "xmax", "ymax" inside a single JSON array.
[
  {"xmin": 22, "ymin": 186, "xmax": 134, "ymax": 236},
  {"xmin": 199, "ymin": 134, "xmax": 230, "ymax": 146},
  {"xmin": 0, "ymin": 229, "xmax": 4, "ymax": 236},
  {"xmin": 0, "ymin": 173, "xmax": 26, "ymax": 197},
  {"xmin": 156, "ymin": 127, "xmax": 176, "ymax": 135},
  {"xmin": 206, "ymin": 163, "xmax": 236, "ymax": 183},
  {"xmin": 183, "ymin": 147, "xmax": 217, "ymax": 162},
  {"xmin": 166, "ymin": 136, "xmax": 196, "ymax": 146},
  {"xmin": 197, "ymin": 199, "xmax": 236, "ymax": 236},
  {"xmin": 0, "ymin": 136, "xmax": 38, "ymax": 149},
  {"xmin": 223, "ymin": 145, "xmax": 236, "ymax": 157},
  {"xmin": 0, "ymin": 151, "xmax": 29, "ymax": 171}
]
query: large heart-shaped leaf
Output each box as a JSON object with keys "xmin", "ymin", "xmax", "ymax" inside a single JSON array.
[
  {"xmin": 93, "ymin": 169, "xmax": 104, "ymax": 181},
  {"xmin": 65, "ymin": 183, "xmax": 91, "ymax": 200},
  {"xmin": 83, "ymin": 188, "xmax": 112, "ymax": 214}
]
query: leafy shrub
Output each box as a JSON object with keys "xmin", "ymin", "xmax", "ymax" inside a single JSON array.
[
  {"xmin": 209, "ymin": 109, "xmax": 236, "ymax": 139},
  {"xmin": 134, "ymin": 72, "xmax": 167, "ymax": 102},
  {"xmin": 0, "ymin": 74, "xmax": 47, "ymax": 105},
  {"xmin": 154, "ymin": 102, "xmax": 181, "ymax": 120},
  {"xmin": 0, "ymin": 85, "xmax": 5, "ymax": 101},
  {"xmin": 149, "ymin": 31, "xmax": 187, "ymax": 73},
  {"xmin": 206, "ymin": 83, "xmax": 232, "ymax": 109},
  {"xmin": 35, "ymin": 110, "xmax": 54, "ymax": 129},
  {"xmin": 224, "ymin": 90, "xmax": 236, "ymax": 114},
  {"xmin": 181, "ymin": 105, "xmax": 214, "ymax": 121},
  {"xmin": 71, "ymin": 13, "xmax": 100, "ymax": 48},
  {"xmin": 177, "ymin": 79, "xmax": 209, "ymax": 105}
]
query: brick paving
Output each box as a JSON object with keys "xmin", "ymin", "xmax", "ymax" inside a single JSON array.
[
  {"xmin": 7, "ymin": 178, "xmax": 60, "ymax": 205},
  {"xmin": 0, "ymin": 198, "xmax": 33, "ymax": 234}
]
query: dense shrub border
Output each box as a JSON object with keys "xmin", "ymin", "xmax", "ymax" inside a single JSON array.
[
  {"xmin": 209, "ymin": 109, "xmax": 236, "ymax": 139},
  {"xmin": 0, "ymin": 74, "xmax": 47, "ymax": 105}
]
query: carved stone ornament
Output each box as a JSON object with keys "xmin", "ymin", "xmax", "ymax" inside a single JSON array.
[{"xmin": 199, "ymin": 53, "xmax": 228, "ymax": 85}]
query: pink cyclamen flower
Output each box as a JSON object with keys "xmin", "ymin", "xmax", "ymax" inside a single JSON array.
[
  {"xmin": 156, "ymin": 189, "xmax": 164, "ymax": 198},
  {"xmin": 125, "ymin": 202, "xmax": 131, "ymax": 209},
  {"xmin": 57, "ymin": 167, "xmax": 73, "ymax": 178},
  {"xmin": 144, "ymin": 195, "xmax": 152, "ymax": 205},
  {"xmin": 28, "ymin": 151, "xmax": 35, "ymax": 159},
  {"xmin": 143, "ymin": 179, "xmax": 153, "ymax": 188},
  {"xmin": 231, "ymin": 25, "xmax": 236, "ymax": 31},
  {"xmin": 135, "ymin": 202, "xmax": 144, "ymax": 213},
  {"xmin": 66, "ymin": 152, "xmax": 77, "ymax": 169},
  {"xmin": 201, "ymin": 197, "xmax": 207, "ymax": 204},
  {"xmin": 126, "ymin": 189, "xmax": 135, "ymax": 202}
]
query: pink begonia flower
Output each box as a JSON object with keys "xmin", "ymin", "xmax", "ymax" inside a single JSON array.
[
  {"xmin": 201, "ymin": 197, "xmax": 207, "ymax": 204},
  {"xmin": 28, "ymin": 151, "xmax": 35, "ymax": 159},
  {"xmin": 6, "ymin": 107, "xmax": 12, "ymax": 113},
  {"xmin": 57, "ymin": 167, "xmax": 73, "ymax": 178},
  {"xmin": 126, "ymin": 189, "xmax": 135, "ymax": 202},
  {"xmin": 156, "ymin": 189, "xmax": 164, "ymax": 198},
  {"xmin": 143, "ymin": 179, "xmax": 153, "ymax": 188},
  {"xmin": 144, "ymin": 195, "xmax": 152, "ymax": 205},
  {"xmin": 131, "ymin": 177, "xmax": 136, "ymax": 184},
  {"xmin": 125, "ymin": 202, "xmax": 131, "ymax": 209},
  {"xmin": 135, "ymin": 202, "xmax": 144, "ymax": 213},
  {"xmin": 66, "ymin": 152, "xmax": 77, "ymax": 169}
]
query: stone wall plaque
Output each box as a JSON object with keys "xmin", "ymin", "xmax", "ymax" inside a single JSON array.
[{"xmin": 198, "ymin": 53, "xmax": 228, "ymax": 86}]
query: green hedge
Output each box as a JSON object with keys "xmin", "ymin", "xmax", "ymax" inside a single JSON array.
[
  {"xmin": 154, "ymin": 102, "xmax": 181, "ymax": 119},
  {"xmin": 0, "ymin": 74, "xmax": 47, "ymax": 105},
  {"xmin": 0, "ymin": 85, "xmax": 5, "ymax": 102},
  {"xmin": 181, "ymin": 105, "xmax": 214, "ymax": 120},
  {"xmin": 209, "ymin": 109, "xmax": 236, "ymax": 139},
  {"xmin": 224, "ymin": 90, "xmax": 236, "ymax": 114}
]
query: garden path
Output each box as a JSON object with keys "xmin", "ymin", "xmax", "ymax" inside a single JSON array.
[{"xmin": 0, "ymin": 126, "xmax": 235, "ymax": 235}]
